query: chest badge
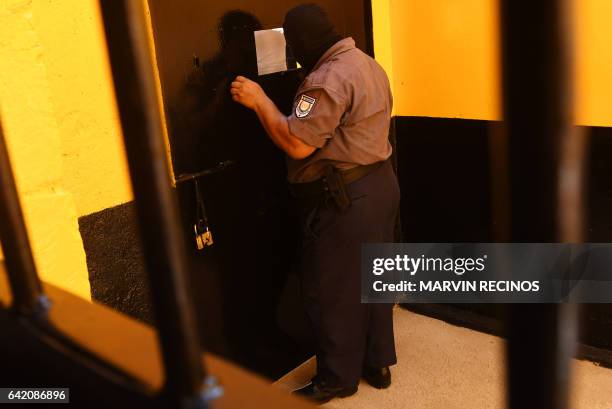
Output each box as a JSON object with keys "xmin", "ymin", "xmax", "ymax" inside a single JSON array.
[{"xmin": 296, "ymin": 94, "xmax": 316, "ymax": 118}]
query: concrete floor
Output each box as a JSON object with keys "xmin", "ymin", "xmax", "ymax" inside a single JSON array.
[{"xmin": 275, "ymin": 308, "xmax": 612, "ymax": 409}]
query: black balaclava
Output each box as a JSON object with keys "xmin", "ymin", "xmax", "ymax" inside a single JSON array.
[{"xmin": 283, "ymin": 4, "xmax": 344, "ymax": 74}]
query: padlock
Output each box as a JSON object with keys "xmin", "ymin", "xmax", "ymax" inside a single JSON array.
[
  {"xmin": 194, "ymin": 220, "xmax": 213, "ymax": 250},
  {"xmin": 193, "ymin": 178, "xmax": 213, "ymax": 250},
  {"xmin": 201, "ymin": 229, "xmax": 213, "ymax": 247},
  {"xmin": 195, "ymin": 225, "xmax": 205, "ymax": 250}
]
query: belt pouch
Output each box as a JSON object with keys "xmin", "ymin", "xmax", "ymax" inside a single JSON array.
[{"xmin": 323, "ymin": 165, "xmax": 351, "ymax": 213}]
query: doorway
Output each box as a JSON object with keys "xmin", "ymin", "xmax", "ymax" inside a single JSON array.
[{"xmin": 146, "ymin": 0, "xmax": 373, "ymax": 379}]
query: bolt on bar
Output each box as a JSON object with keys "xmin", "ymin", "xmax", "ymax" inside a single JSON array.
[
  {"xmin": 0, "ymin": 121, "xmax": 49, "ymax": 316},
  {"xmin": 97, "ymin": 1, "xmax": 219, "ymax": 407},
  {"xmin": 500, "ymin": 1, "xmax": 582, "ymax": 408}
]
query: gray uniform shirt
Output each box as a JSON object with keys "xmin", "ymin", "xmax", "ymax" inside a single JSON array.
[{"xmin": 286, "ymin": 37, "xmax": 393, "ymax": 183}]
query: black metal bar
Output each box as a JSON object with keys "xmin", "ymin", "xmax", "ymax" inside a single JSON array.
[
  {"xmin": 0, "ymin": 120, "xmax": 49, "ymax": 316},
  {"xmin": 174, "ymin": 160, "xmax": 237, "ymax": 184},
  {"xmin": 506, "ymin": 303, "xmax": 576, "ymax": 409},
  {"xmin": 98, "ymin": 2, "xmax": 219, "ymax": 407},
  {"xmin": 488, "ymin": 121, "xmax": 510, "ymax": 241},
  {"xmin": 500, "ymin": 1, "xmax": 582, "ymax": 409}
]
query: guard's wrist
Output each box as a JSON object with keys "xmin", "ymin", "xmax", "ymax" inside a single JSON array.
[{"xmin": 253, "ymin": 94, "xmax": 269, "ymax": 113}]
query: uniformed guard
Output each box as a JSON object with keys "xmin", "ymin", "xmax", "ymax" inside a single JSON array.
[{"xmin": 231, "ymin": 4, "xmax": 399, "ymax": 404}]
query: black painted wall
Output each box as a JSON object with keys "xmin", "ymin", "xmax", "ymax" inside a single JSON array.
[
  {"xmin": 78, "ymin": 202, "xmax": 152, "ymax": 323},
  {"xmin": 395, "ymin": 116, "xmax": 612, "ymax": 352},
  {"xmin": 395, "ymin": 117, "xmax": 493, "ymax": 243}
]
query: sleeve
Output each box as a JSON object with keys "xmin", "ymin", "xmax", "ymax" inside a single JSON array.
[{"xmin": 287, "ymin": 87, "xmax": 347, "ymax": 148}]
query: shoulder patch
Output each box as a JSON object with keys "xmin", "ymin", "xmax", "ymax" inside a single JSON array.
[{"xmin": 295, "ymin": 94, "xmax": 316, "ymax": 118}]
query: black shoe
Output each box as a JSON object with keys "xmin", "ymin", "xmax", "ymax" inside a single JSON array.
[
  {"xmin": 362, "ymin": 366, "xmax": 392, "ymax": 389},
  {"xmin": 293, "ymin": 378, "xmax": 358, "ymax": 404}
]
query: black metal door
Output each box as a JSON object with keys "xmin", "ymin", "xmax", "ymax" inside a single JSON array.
[{"xmin": 146, "ymin": 0, "xmax": 373, "ymax": 379}]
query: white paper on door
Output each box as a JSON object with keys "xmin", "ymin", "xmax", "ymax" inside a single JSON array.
[{"xmin": 254, "ymin": 28, "xmax": 288, "ymax": 76}]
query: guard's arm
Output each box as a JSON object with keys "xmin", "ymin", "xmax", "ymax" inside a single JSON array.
[{"xmin": 230, "ymin": 76, "xmax": 316, "ymax": 160}]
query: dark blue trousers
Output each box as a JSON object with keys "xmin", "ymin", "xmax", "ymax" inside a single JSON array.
[{"xmin": 295, "ymin": 160, "xmax": 399, "ymax": 388}]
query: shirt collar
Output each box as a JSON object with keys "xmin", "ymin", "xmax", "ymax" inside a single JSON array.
[{"xmin": 312, "ymin": 37, "xmax": 356, "ymax": 71}]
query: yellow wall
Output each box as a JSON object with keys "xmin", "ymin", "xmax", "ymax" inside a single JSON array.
[
  {"xmin": 390, "ymin": 0, "xmax": 499, "ymax": 120},
  {"xmin": 575, "ymin": 0, "xmax": 612, "ymax": 127},
  {"xmin": 0, "ymin": 0, "xmax": 170, "ymax": 301},
  {"xmin": 0, "ymin": 0, "xmax": 143, "ymax": 301},
  {"xmin": 373, "ymin": 0, "xmax": 612, "ymax": 126},
  {"xmin": 27, "ymin": 0, "xmax": 134, "ymax": 217},
  {"xmin": 373, "ymin": 0, "xmax": 499, "ymax": 119}
]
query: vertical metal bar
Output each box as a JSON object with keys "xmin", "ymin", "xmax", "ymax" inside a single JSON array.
[
  {"xmin": 0, "ymin": 121, "xmax": 49, "ymax": 316},
  {"xmin": 97, "ymin": 2, "xmax": 219, "ymax": 407},
  {"xmin": 506, "ymin": 303, "xmax": 577, "ymax": 409},
  {"xmin": 500, "ymin": 1, "xmax": 583, "ymax": 409},
  {"xmin": 488, "ymin": 121, "xmax": 510, "ymax": 241}
]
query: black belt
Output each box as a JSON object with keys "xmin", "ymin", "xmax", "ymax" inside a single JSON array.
[{"xmin": 289, "ymin": 161, "xmax": 384, "ymax": 199}]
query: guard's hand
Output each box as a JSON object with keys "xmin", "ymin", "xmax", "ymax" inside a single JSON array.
[{"xmin": 231, "ymin": 76, "xmax": 265, "ymax": 110}]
